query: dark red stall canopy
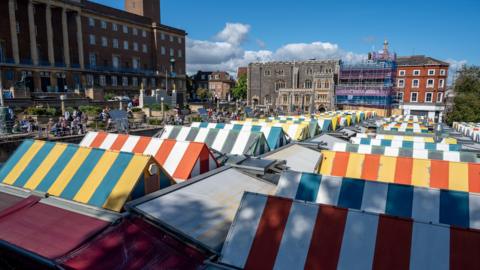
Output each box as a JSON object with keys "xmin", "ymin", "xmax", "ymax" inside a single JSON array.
[{"xmin": 59, "ymin": 217, "xmax": 208, "ymax": 270}]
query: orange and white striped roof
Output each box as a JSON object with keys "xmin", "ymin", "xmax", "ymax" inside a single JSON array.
[{"xmin": 80, "ymin": 132, "xmax": 218, "ymax": 182}]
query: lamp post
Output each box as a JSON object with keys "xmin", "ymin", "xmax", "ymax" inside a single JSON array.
[{"xmin": 161, "ymin": 96, "xmax": 165, "ymax": 124}]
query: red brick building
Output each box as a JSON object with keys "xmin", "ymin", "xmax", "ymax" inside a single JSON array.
[
  {"xmin": 395, "ymin": 55, "xmax": 449, "ymax": 120},
  {"xmin": 0, "ymin": 0, "xmax": 186, "ymax": 101}
]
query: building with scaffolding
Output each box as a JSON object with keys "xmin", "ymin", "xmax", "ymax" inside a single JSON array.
[{"xmin": 336, "ymin": 41, "xmax": 396, "ymax": 116}]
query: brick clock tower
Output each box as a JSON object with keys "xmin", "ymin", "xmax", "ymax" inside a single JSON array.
[{"xmin": 125, "ymin": 0, "xmax": 161, "ymax": 24}]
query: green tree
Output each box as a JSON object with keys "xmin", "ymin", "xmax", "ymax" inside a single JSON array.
[
  {"xmin": 196, "ymin": 88, "xmax": 211, "ymax": 100},
  {"xmin": 446, "ymin": 66, "xmax": 480, "ymax": 125},
  {"xmin": 231, "ymin": 74, "xmax": 247, "ymax": 100}
]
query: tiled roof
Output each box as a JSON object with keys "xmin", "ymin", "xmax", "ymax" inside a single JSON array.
[{"xmin": 396, "ymin": 55, "xmax": 449, "ymax": 66}]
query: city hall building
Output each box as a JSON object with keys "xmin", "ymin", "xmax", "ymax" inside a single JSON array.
[{"xmin": 0, "ymin": 0, "xmax": 186, "ymax": 101}]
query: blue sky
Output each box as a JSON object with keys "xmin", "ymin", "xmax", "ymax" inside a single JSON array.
[{"xmin": 93, "ymin": 0, "xmax": 478, "ymax": 74}]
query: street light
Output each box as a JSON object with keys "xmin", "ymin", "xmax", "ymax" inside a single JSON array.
[{"xmin": 161, "ymin": 96, "xmax": 165, "ymax": 124}]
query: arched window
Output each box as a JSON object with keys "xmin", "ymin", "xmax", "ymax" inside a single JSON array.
[
  {"xmin": 304, "ymin": 80, "xmax": 312, "ymax": 89},
  {"xmin": 324, "ymin": 81, "xmax": 330, "ymax": 88},
  {"xmin": 306, "ymin": 68, "xmax": 313, "ymax": 75},
  {"xmin": 275, "ymin": 80, "xmax": 286, "ymax": 91},
  {"xmin": 282, "ymin": 94, "xmax": 288, "ymax": 103}
]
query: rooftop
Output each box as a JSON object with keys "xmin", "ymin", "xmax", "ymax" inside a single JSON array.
[{"xmin": 396, "ymin": 55, "xmax": 449, "ymax": 67}]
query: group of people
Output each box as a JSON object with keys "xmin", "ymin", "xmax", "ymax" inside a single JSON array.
[{"xmin": 48, "ymin": 108, "xmax": 87, "ymax": 137}]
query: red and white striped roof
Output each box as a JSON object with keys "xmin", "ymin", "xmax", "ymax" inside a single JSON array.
[
  {"xmin": 220, "ymin": 192, "xmax": 480, "ymax": 270},
  {"xmin": 80, "ymin": 132, "xmax": 218, "ymax": 182}
]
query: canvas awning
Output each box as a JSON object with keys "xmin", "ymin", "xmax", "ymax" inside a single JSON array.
[
  {"xmin": 350, "ymin": 137, "xmax": 461, "ymax": 151},
  {"xmin": 354, "ymin": 133, "xmax": 436, "ymax": 142},
  {"xmin": 190, "ymin": 123, "xmax": 289, "ymax": 150},
  {"xmin": 0, "ymin": 197, "xmax": 113, "ymax": 262},
  {"xmin": 276, "ymin": 171, "xmax": 480, "ymax": 230},
  {"xmin": 219, "ymin": 192, "xmax": 480, "ymax": 269},
  {"xmin": 333, "ymin": 142, "xmax": 480, "ymax": 162},
  {"xmin": 262, "ymin": 144, "xmax": 322, "ymax": 172},
  {"xmin": 80, "ymin": 132, "xmax": 218, "ymax": 182},
  {"xmin": 58, "ymin": 217, "xmax": 208, "ymax": 270},
  {"xmin": 233, "ymin": 120, "xmax": 312, "ymax": 141},
  {"xmin": 160, "ymin": 126, "xmax": 270, "ymax": 156},
  {"xmin": 0, "ymin": 140, "xmax": 173, "ymax": 212},
  {"xmin": 319, "ymin": 150, "xmax": 480, "ymax": 193},
  {"xmin": 128, "ymin": 166, "xmax": 277, "ymax": 252}
]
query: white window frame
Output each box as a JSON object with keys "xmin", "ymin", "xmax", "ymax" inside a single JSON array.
[
  {"xmin": 428, "ymin": 69, "xmax": 435, "ymax": 76},
  {"xmin": 99, "ymin": 75, "xmax": 106, "ymax": 86},
  {"xmin": 123, "ymin": 25, "xmax": 128, "ymax": 34},
  {"xmin": 112, "ymin": 55, "xmax": 119, "ymax": 68},
  {"xmin": 426, "ymin": 79, "xmax": 435, "ymax": 88},
  {"xmin": 397, "ymin": 92, "xmax": 404, "ymax": 102},
  {"xmin": 142, "ymin": 44, "xmax": 148, "ymax": 53},
  {"xmin": 123, "ymin": 40, "xmax": 129, "ymax": 50},
  {"xmin": 413, "ymin": 70, "xmax": 421, "ymax": 76},
  {"xmin": 425, "ymin": 92, "xmax": 433, "ymax": 103},
  {"xmin": 112, "ymin": 23, "xmax": 118, "ymax": 31},
  {"xmin": 132, "ymin": 28, "xmax": 138, "ymax": 36},
  {"xmin": 112, "ymin": 38, "xmax": 119, "ymax": 49},
  {"xmin": 440, "ymin": 69, "xmax": 446, "ymax": 76},
  {"xmin": 398, "ymin": 70, "xmax": 406, "ymax": 76},
  {"xmin": 122, "ymin": 76, "xmax": 128, "ymax": 86},
  {"xmin": 132, "ymin": 77, "xmax": 138, "ymax": 87},
  {"xmin": 178, "ymin": 37, "xmax": 182, "ymax": 44},
  {"xmin": 88, "ymin": 17, "xmax": 95, "ymax": 27},
  {"xmin": 437, "ymin": 92, "xmax": 444, "ymax": 102},
  {"xmin": 142, "ymin": 30, "xmax": 147, "ymax": 37},
  {"xmin": 178, "ymin": 49, "xmax": 182, "ymax": 58},
  {"xmin": 133, "ymin": 42, "xmax": 139, "ymax": 51},
  {"xmin": 89, "ymin": 34, "xmax": 95, "ymax": 45},
  {"xmin": 101, "ymin": 37, "xmax": 108, "ymax": 47},
  {"xmin": 161, "ymin": 33, "xmax": 165, "ymax": 40},
  {"xmin": 100, "ymin": 20, "xmax": 107, "ymax": 29},
  {"xmin": 410, "ymin": 92, "xmax": 418, "ymax": 102},
  {"xmin": 439, "ymin": 79, "xmax": 445, "ymax": 88},
  {"xmin": 412, "ymin": 79, "xmax": 419, "ymax": 88},
  {"xmin": 89, "ymin": 52, "xmax": 96, "ymax": 67},
  {"xmin": 169, "ymin": 35, "xmax": 174, "ymax": 42},
  {"xmin": 397, "ymin": 79, "xmax": 405, "ymax": 88},
  {"xmin": 111, "ymin": 76, "xmax": 117, "ymax": 86},
  {"xmin": 161, "ymin": 46, "xmax": 166, "ymax": 55},
  {"xmin": 132, "ymin": 58, "xmax": 140, "ymax": 70},
  {"xmin": 170, "ymin": 48, "xmax": 174, "ymax": 57}
]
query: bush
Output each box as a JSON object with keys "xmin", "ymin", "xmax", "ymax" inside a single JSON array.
[
  {"xmin": 145, "ymin": 103, "xmax": 169, "ymax": 111},
  {"xmin": 148, "ymin": 118, "xmax": 163, "ymax": 125},
  {"xmin": 25, "ymin": 106, "xmax": 58, "ymax": 116},
  {"xmin": 79, "ymin": 105, "xmax": 102, "ymax": 116},
  {"xmin": 104, "ymin": 93, "xmax": 115, "ymax": 101},
  {"xmin": 131, "ymin": 107, "xmax": 143, "ymax": 113}
]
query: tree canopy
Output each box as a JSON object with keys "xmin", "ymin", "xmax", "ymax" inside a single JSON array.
[
  {"xmin": 231, "ymin": 74, "xmax": 247, "ymax": 100},
  {"xmin": 446, "ymin": 66, "xmax": 480, "ymax": 124}
]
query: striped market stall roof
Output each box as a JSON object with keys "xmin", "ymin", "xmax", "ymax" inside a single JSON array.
[
  {"xmin": 318, "ymin": 150, "xmax": 480, "ymax": 193},
  {"xmin": 276, "ymin": 171, "xmax": 480, "ymax": 230},
  {"xmin": 220, "ymin": 192, "xmax": 480, "ymax": 270},
  {"xmin": 270, "ymin": 116, "xmax": 338, "ymax": 131},
  {"xmin": 350, "ymin": 137, "xmax": 461, "ymax": 151},
  {"xmin": 160, "ymin": 126, "xmax": 270, "ymax": 156},
  {"xmin": 354, "ymin": 133, "xmax": 436, "ymax": 142},
  {"xmin": 453, "ymin": 122, "xmax": 480, "ymax": 142},
  {"xmin": 381, "ymin": 122, "xmax": 430, "ymax": 134},
  {"xmin": 333, "ymin": 142, "xmax": 480, "ymax": 162},
  {"xmin": 0, "ymin": 140, "xmax": 173, "ymax": 212},
  {"xmin": 190, "ymin": 123, "xmax": 289, "ymax": 150},
  {"xmin": 232, "ymin": 120, "xmax": 311, "ymax": 141},
  {"xmin": 80, "ymin": 132, "xmax": 218, "ymax": 182}
]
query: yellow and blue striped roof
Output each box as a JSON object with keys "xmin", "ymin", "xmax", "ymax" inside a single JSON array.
[{"xmin": 0, "ymin": 140, "xmax": 171, "ymax": 212}]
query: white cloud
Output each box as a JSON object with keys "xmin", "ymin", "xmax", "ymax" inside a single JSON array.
[
  {"xmin": 215, "ymin": 23, "xmax": 250, "ymax": 46},
  {"xmin": 186, "ymin": 23, "xmax": 367, "ymax": 76}
]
